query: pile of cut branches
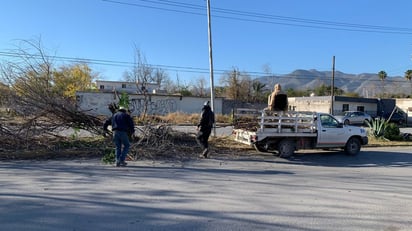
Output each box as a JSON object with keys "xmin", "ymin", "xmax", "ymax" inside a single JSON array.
[{"xmin": 232, "ymin": 116, "xmax": 259, "ymax": 131}]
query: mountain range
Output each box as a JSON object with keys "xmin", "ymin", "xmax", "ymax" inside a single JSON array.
[{"xmin": 256, "ymin": 69, "xmax": 411, "ymax": 97}]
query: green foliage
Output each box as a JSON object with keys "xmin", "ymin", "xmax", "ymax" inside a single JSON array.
[
  {"xmin": 70, "ymin": 127, "xmax": 80, "ymax": 140},
  {"xmin": 286, "ymin": 88, "xmax": 310, "ymax": 97},
  {"xmin": 251, "ymin": 80, "xmax": 266, "ymax": 103},
  {"xmin": 405, "ymin": 70, "xmax": 412, "ymax": 82},
  {"xmin": 313, "ymin": 84, "xmax": 344, "ymax": 96},
  {"xmin": 179, "ymin": 87, "xmax": 192, "ymax": 96},
  {"xmin": 367, "ymin": 118, "xmax": 402, "ymax": 141},
  {"xmin": 101, "ymin": 148, "xmax": 115, "ymax": 164},
  {"xmin": 366, "ymin": 117, "xmax": 387, "ymax": 138},
  {"xmin": 119, "ymin": 92, "xmax": 129, "ymax": 108},
  {"xmin": 343, "ymin": 92, "xmax": 360, "ymax": 97},
  {"xmin": 384, "ymin": 123, "xmax": 401, "ymax": 141},
  {"xmin": 378, "ymin": 70, "xmax": 387, "ymax": 81},
  {"xmin": 53, "ymin": 63, "xmax": 97, "ymax": 100}
]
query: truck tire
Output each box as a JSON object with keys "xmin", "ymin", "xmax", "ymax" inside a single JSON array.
[
  {"xmin": 253, "ymin": 142, "xmax": 268, "ymax": 153},
  {"xmin": 345, "ymin": 137, "xmax": 361, "ymax": 155},
  {"xmin": 277, "ymin": 139, "xmax": 295, "ymax": 158}
]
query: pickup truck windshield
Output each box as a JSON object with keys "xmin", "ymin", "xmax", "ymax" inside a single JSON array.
[{"xmin": 320, "ymin": 114, "xmax": 339, "ymax": 128}]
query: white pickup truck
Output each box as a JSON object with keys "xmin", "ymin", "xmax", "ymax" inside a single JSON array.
[{"xmin": 233, "ymin": 110, "xmax": 368, "ymax": 157}]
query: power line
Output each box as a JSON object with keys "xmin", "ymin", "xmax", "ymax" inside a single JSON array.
[
  {"xmin": 2, "ymin": 50, "xmax": 411, "ymax": 85},
  {"xmin": 102, "ymin": 0, "xmax": 412, "ymax": 34}
]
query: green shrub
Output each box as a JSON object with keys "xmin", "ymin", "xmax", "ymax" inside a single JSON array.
[
  {"xmin": 101, "ymin": 148, "xmax": 115, "ymax": 164},
  {"xmin": 384, "ymin": 123, "xmax": 401, "ymax": 141},
  {"xmin": 366, "ymin": 118, "xmax": 387, "ymax": 138}
]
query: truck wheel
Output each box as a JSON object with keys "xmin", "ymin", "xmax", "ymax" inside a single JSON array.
[
  {"xmin": 253, "ymin": 142, "xmax": 267, "ymax": 153},
  {"xmin": 278, "ymin": 139, "xmax": 295, "ymax": 158},
  {"xmin": 345, "ymin": 137, "xmax": 361, "ymax": 155}
]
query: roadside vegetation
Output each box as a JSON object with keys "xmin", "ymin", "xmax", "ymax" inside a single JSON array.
[
  {"xmin": 366, "ymin": 117, "xmax": 411, "ymax": 146},
  {"xmin": 0, "ymin": 39, "xmax": 411, "ymax": 162}
]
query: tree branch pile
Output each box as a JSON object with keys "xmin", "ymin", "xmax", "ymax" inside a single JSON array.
[{"xmin": 127, "ymin": 124, "xmax": 199, "ymax": 161}]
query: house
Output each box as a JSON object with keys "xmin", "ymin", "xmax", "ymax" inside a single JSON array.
[
  {"xmin": 289, "ymin": 96, "xmax": 391, "ymax": 117},
  {"xmin": 96, "ymin": 80, "xmax": 160, "ymax": 94}
]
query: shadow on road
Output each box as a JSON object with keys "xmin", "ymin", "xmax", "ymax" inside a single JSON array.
[{"xmin": 282, "ymin": 149, "xmax": 412, "ymax": 168}]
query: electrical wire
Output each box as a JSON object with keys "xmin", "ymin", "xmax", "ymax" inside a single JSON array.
[
  {"xmin": 1, "ymin": 51, "xmax": 410, "ymax": 85},
  {"xmin": 102, "ymin": 0, "xmax": 412, "ymax": 34},
  {"xmin": 2, "ymin": 1, "xmax": 412, "ymax": 81}
]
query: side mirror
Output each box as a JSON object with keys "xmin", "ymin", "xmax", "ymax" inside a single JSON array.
[{"xmin": 338, "ymin": 123, "xmax": 344, "ymax": 128}]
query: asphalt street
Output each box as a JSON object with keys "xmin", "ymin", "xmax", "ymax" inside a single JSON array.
[{"xmin": 1, "ymin": 146, "xmax": 412, "ymax": 231}]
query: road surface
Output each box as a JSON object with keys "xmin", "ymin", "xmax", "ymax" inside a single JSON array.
[{"xmin": 1, "ymin": 146, "xmax": 412, "ymax": 231}]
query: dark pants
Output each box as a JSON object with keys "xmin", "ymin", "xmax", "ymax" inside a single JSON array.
[
  {"xmin": 196, "ymin": 128, "xmax": 212, "ymax": 150},
  {"xmin": 113, "ymin": 131, "xmax": 130, "ymax": 163}
]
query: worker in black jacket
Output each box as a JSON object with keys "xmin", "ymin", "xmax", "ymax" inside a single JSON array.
[
  {"xmin": 103, "ymin": 106, "xmax": 135, "ymax": 167},
  {"xmin": 196, "ymin": 101, "xmax": 215, "ymax": 158}
]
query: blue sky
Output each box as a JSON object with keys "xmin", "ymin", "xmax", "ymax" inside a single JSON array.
[{"xmin": 1, "ymin": 0, "xmax": 412, "ymax": 86}]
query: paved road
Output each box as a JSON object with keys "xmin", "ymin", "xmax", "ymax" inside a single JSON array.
[{"xmin": 1, "ymin": 146, "xmax": 412, "ymax": 231}]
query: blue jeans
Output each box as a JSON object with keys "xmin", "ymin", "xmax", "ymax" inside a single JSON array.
[{"xmin": 113, "ymin": 131, "xmax": 130, "ymax": 163}]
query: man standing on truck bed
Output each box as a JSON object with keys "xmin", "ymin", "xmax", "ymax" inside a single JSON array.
[
  {"xmin": 267, "ymin": 83, "xmax": 288, "ymax": 111},
  {"xmin": 196, "ymin": 101, "xmax": 215, "ymax": 158}
]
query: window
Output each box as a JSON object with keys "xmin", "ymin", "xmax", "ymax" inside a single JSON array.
[
  {"xmin": 121, "ymin": 84, "xmax": 126, "ymax": 88},
  {"xmin": 357, "ymin": 106, "xmax": 364, "ymax": 112},
  {"xmin": 99, "ymin": 85, "xmax": 104, "ymax": 89},
  {"xmin": 320, "ymin": 114, "xmax": 339, "ymax": 128},
  {"xmin": 342, "ymin": 104, "xmax": 349, "ymax": 112}
]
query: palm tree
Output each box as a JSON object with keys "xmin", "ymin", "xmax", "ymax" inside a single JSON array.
[
  {"xmin": 251, "ymin": 80, "xmax": 266, "ymax": 103},
  {"xmin": 405, "ymin": 69, "xmax": 412, "ymax": 97},
  {"xmin": 404, "ymin": 69, "xmax": 412, "ymax": 81},
  {"xmin": 378, "ymin": 70, "xmax": 387, "ymax": 97},
  {"xmin": 378, "ymin": 70, "xmax": 387, "ymax": 81}
]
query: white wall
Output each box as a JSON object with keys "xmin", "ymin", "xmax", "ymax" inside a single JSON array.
[
  {"xmin": 76, "ymin": 92, "xmax": 222, "ymax": 116},
  {"xmin": 289, "ymin": 96, "xmax": 331, "ymax": 113},
  {"xmin": 395, "ymin": 98, "xmax": 412, "ymax": 124},
  {"xmin": 288, "ymin": 96, "xmax": 377, "ymax": 116}
]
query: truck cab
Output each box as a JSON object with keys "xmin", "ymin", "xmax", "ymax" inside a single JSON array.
[{"xmin": 316, "ymin": 113, "xmax": 368, "ymax": 152}]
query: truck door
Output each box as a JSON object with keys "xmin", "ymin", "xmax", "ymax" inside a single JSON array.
[{"xmin": 317, "ymin": 114, "xmax": 348, "ymax": 147}]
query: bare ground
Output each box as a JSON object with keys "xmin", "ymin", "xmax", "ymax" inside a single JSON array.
[{"xmin": 0, "ymin": 132, "xmax": 256, "ymax": 161}]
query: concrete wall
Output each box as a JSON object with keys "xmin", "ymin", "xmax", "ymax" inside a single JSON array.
[
  {"xmin": 221, "ymin": 100, "xmax": 266, "ymax": 115},
  {"xmin": 395, "ymin": 98, "xmax": 412, "ymax": 124},
  {"xmin": 289, "ymin": 96, "xmax": 378, "ymax": 116},
  {"xmin": 289, "ymin": 96, "xmax": 331, "ymax": 113},
  {"xmin": 76, "ymin": 92, "xmax": 223, "ymax": 116}
]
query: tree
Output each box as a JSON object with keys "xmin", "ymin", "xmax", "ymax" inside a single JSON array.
[
  {"xmin": 405, "ymin": 69, "xmax": 412, "ymax": 82},
  {"xmin": 191, "ymin": 76, "xmax": 208, "ymax": 97},
  {"xmin": 251, "ymin": 80, "xmax": 266, "ymax": 102},
  {"xmin": 153, "ymin": 67, "xmax": 169, "ymax": 91},
  {"xmin": 313, "ymin": 84, "xmax": 328, "ymax": 96},
  {"xmin": 312, "ymin": 84, "xmax": 344, "ymax": 96},
  {"xmin": 219, "ymin": 68, "xmax": 251, "ymax": 102},
  {"xmin": 0, "ymin": 39, "xmax": 103, "ymax": 149},
  {"xmin": 53, "ymin": 63, "xmax": 97, "ymax": 100},
  {"xmin": 405, "ymin": 69, "xmax": 412, "ymax": 97},
  {"xmin": 378, "ymin": 70, "xmax": 387, "ymax": 96},
  {"xmin": 378, "ymin": 70, "xmax": 387, "ymax": 82},
  {"xmin": 123, "ymin": 48, "xmax": 168, "ymax": 119}
]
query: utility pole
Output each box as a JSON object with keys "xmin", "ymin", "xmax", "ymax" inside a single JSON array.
[
  {"xmin": 331, "ymin": 56, "xmax": 335, "ymax": 115},
  {"xmin": 206, "ymin": 0, "xmax": 216, "ymax": 135}
]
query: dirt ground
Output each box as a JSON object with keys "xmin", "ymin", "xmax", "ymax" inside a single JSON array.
[{"xmin": 0, "ymin": 132, "xmax": 257, "ymax": 162}]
